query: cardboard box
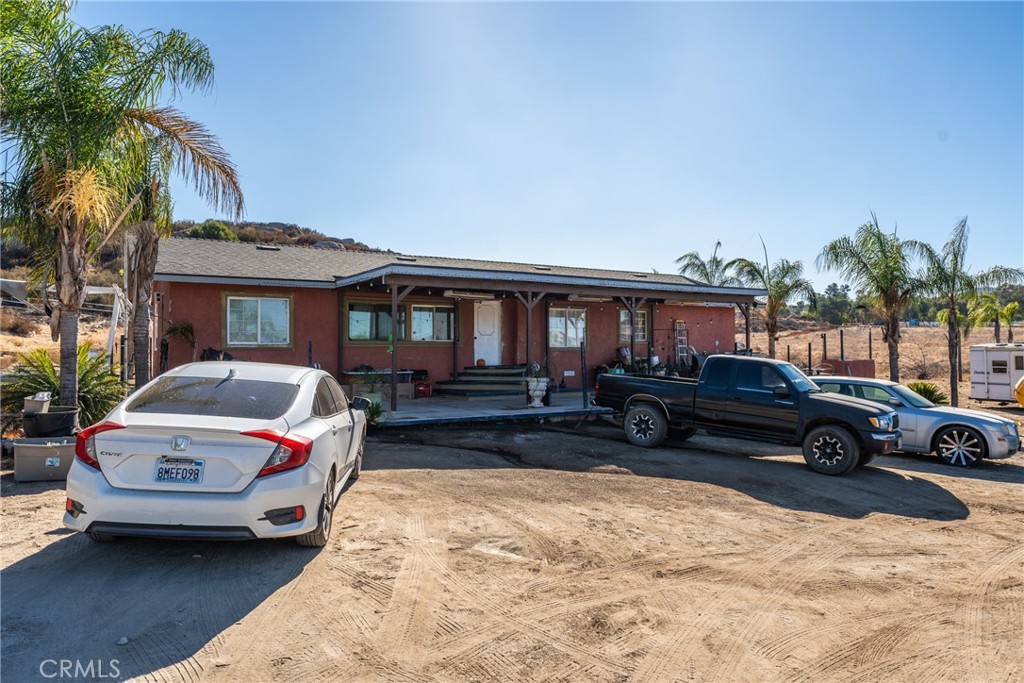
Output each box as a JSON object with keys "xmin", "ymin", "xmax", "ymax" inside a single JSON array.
[{"xmin": 14, "ymin": 438, "xmax": 75, "ymax": 482}]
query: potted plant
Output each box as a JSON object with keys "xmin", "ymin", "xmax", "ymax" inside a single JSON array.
[{"xmin": 526, "ymin": 361, "xmax": 550, "ymax": 408}]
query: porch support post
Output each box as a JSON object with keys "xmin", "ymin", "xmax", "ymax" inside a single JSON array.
[
  {"xmin": 514, "ymin": 291, "xmax": 546, "ymax": 369},
  {"xmin": 739, "ymin": 303, "xmax": 751, "ymax": 351},
  {"xmin": 618, "ymin": 296, "xmax": 646, "ymax": 369},
  {"xmin": 452, "ymin": 299, "xmax": 460, "ymax": 379},
  {"xmin": 390, "ymin": 285, "xmax": 415, "ymax": 412}
]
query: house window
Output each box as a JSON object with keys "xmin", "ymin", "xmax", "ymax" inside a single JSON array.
[
  {"xmin": 411, "ymin": 306, "xmax": 455, "ymax": 342},
  {"xmin": 992, "ymin": 360, "xmax": 1008, "ymax": 375},
  {"xmin": 227, "ymin": 297, "xmax": 289, "ymax": 346},
  {"xmin": 549, "ymin": 307, "xmax": 587, "ymax": 348},
  {"xmin": 618, "ymin": 310, "xmax": 648, "ymax": 343},
  {"xmin": 348, "ymin": 304, "xmax": 406, "ymax": 342}
]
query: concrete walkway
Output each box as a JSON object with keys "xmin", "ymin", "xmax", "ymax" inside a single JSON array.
[{"xmin": 379, "ymin": 391, "xmax": 613, "ymax": 427}]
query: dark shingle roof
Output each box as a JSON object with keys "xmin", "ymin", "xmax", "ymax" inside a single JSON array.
[{"xmin": 155, "ymin": 237, "xmax": 762, "ymax": 297}]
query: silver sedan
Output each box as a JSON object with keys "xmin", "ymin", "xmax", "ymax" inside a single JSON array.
[{"xmin": 815, "ymin": 377, "xmax": 1020, "ymax": 467}]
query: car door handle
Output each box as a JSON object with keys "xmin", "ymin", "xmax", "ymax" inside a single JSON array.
[
  {"xmin": 331, "ymin": 426, "xmax": 338, "ymax": 435},
  {"xmin": 731, "ymin": 396, "xmax": 743, "ymax": 401}
]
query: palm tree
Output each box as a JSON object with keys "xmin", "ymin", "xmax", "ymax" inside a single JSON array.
[
  {"xmin": 124, "ymin": 109, "xmax": 243, "ymax": 387},
  {"xmin": 938, "ymin": 306, "xmax": 975, "ymax": 383},
  {"xmin": 1000, "ymin": 302, "xmax": 1020, "ymax": 343},
  {"xmin": 967, "ymin": 292, "xmax": 1002, "ymax": 343},
  {"xmin": 1, "ymin": 0, "xmax": 240, "ymax": 405},
  {"xmin": 731, "ymin": 241, "xmax": 816, "ymax": 359},
  {"xmin": 817, "ymin": 214, "xmax": 918, "ymax": 382},
  {"xmin": 675, "ymin": 241, "xmax": 741, "ymax": 286},
  {"xmin": 909, "ymin": 218, "xmax": 1024, "ymax": 406}
]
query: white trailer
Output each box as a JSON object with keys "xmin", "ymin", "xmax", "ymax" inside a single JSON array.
[{"xmin": 970, "ymin": 343, "xmax": 1024, "ymax": 401}]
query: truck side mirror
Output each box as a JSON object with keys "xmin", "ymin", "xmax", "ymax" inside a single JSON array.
[
  {"xmin": 888, "ymin": 397, "xmax": 903, "ymax": 407},
  {"xmin": 773, "ymin": 386, "xmax": 791, "ymax": 397}
]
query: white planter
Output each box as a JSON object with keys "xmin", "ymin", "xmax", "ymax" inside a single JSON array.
[{"xmin": 526, "ymin": 377, "xmax": 550, "ymax": 408}]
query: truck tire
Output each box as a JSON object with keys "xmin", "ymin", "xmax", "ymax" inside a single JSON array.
[
  {"xmin": 802, "ymin": 425, "xmax": 860, "ymax": 475},
  {"xmin": 624, "ymin": 404, "xmax": 668, "ymax": 448},
  {"xmin": 855, "ymin": 451, "xmax": 877, "ymax": 468},
  {"xmin": 669, "ymin": 426, "xmax": 697, "ymax": 442}
]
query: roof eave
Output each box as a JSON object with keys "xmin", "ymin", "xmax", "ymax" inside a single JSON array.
[{"xmin": 334, "ymin": 264, "xmax": 766, "ymax": 298}]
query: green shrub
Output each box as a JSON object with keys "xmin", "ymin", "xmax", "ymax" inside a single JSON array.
[
  {"xmin": 364, "ymin": 400, "xmax": 384, "ymax": 427},
  {"xmin": 1, "ymin": 345, "xmax": 126, "ymax": 428},
  {"xmin": 906, "ymin": 381, "xmax": 949, "ymax": 406},
  {"xmin": 183, "ymin": 219, "xmax": 239, "ymax": 242}
]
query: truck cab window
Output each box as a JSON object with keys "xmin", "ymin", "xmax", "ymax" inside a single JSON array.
[{"xmin": 703, "ymin": 359, "xmax": 731, "ymax": 388}]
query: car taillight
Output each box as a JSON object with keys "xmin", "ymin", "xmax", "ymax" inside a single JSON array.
[
  {"xmin": 242, "ymin": 429, "xmax": 314, "ymax": 477},
  {"xmin": 74, "ymin": 421, "xmax": 125, "ymax": 470}
]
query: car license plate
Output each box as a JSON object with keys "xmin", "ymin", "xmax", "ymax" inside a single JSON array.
[{"xmin": 154, "ymin": 457, "xmax": 205, "ymax": 484}]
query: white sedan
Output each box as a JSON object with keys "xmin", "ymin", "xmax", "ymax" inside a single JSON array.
[{"xmin": 64, "ymin": 362, "xmax": 368, "ymax": 546}]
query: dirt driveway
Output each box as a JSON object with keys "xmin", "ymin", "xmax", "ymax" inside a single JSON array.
[{"xmin": 3, "ymin": 420, "xmax": 1022, "ymax": 682}]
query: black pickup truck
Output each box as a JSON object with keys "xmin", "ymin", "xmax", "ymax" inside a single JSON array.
[{"xmin": 594, "ymin": 355, "xmax": 902, "ymax": 475}]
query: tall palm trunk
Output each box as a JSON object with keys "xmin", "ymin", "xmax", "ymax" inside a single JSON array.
[
  {"xmin": 882, "ymin": 314, "xmax": 901, "ymax": 382},
  {"xmin": 765, "ymin": 319, "xmax": 778, "ymax": 359},
  {"xmin": 946, "ymin": 302, "xmax": 960, "ymax": 407},
  {"xmin": 993, "ymin": 317, "xmax": 1001, "ymax": 343},
  {"xmin": 58, "ymin": 311, "xmax": 80, "ymax": 410},
  {"xmin": 130, "ymin": 222, "xmax": 159, "ymax": 386},
  {"xmin": 1008, "ymin": 325, "xmax": 1014, "ymax": 343},
  {"xmin": 56, "ymin": 225, "xmax": 88, "ymax": 408}
]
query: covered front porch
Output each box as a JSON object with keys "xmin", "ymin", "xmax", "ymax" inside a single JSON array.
[
  {"xmin": 377, "ymin": 390, "xmax": 612, "ymax": 427},
  {"xmin": 337, "ymin": 264, "xmax": 765, "ymax": 413}
]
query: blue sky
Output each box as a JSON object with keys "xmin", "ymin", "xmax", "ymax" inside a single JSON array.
[{"xmin": 77, "ymin": 1, "xmax": 1023, "ymax": 290}]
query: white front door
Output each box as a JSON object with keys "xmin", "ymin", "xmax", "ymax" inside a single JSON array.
[{"xmin": 474, "ymin": 301, "xmax": 502, "ymax": 366}]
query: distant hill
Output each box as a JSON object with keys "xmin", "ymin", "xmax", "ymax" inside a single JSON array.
[
  {"xmin": 171, "ymin": 219, "xmax": 378, "ymax": 252},
  {"xmin": 1, "ymin": 220, "xmax": 384, "ymax": 285}
]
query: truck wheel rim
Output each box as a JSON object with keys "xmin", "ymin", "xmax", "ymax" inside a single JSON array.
[
  {"xmin": 813, "ymin": 435, "xmax": 844, "ymax": 466},
  {"xmin": 939, "ymin": 430, "xmax": 981, "ymax": 466},
  {"xmin": 630, "ymin": 414, "xmax": 655, "ymax": 440}
]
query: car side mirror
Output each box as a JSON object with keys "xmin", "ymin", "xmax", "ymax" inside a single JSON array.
[
  {"xmin": 888, "ymin": 397, "xmax": 903, "ymax": 407},
  {"xmin": 350, "ymin": 396, "xmax": 372, "ymax": 411},
  {"xmin": 773, "ymin": 386, "xmax": 791, "ymax": 397}
]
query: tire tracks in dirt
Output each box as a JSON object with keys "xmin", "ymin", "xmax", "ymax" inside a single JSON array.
[
  {"xmin": 960, "ymin": 545, "xmax": 1023, "ymax": 683},
  {"xmin": 416, "ymin": 534, "xmax": 632, "ymax": 678},
  {"xmin": 628, "ymin": 524, "xmax": 854, "ymax": 683}
]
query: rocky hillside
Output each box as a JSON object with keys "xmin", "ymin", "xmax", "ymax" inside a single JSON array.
[{"xmin": 1, "ymin": 220, "xmax": 383, "ymax": 286}]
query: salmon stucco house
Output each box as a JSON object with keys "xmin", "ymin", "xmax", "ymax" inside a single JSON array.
[{"xmin": 152, "ymin": 238, "xmax": 765, "ymax": 410}]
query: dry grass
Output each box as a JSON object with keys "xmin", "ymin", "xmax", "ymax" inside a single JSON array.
[{"xmin": 0, "ymin": 311, "xmax": 115, "ymax": 370}]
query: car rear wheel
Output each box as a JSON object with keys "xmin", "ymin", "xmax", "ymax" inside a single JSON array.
[
  {"xmin": 935, "ymin": 426, "xmax": 986, "ymax": 467},
  {"xmin": 296, "ymin": 471, "xmax": 335, "ymax": 547},
  {"xmin": 802, "ymin": 425, "xmax": 860, "ymax": 475},
  {"xmin": 624, "ymin": 405, "xmax": 668, "ymax": 448}
]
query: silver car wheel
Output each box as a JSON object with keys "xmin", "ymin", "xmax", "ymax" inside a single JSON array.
[{"xmin": 937, "ymin": 428, "xmax": 984, "ymax": 467}]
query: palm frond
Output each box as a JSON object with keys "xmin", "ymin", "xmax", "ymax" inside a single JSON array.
[{"xmin": 126, "ymin": 107, "xmax": 244, "ymax": 218}]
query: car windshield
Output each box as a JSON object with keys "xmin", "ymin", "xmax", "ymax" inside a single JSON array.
[
  {"xmin": 126, "ymin": 376, "xmax": 299, "ymax": 419},
  {"xmin": 891, "ymin": 384, "xmax": 935, "ymax": 408},
  {"xmin": 777, "ymin": 363, "xmax": 819, "ymax": 393}
]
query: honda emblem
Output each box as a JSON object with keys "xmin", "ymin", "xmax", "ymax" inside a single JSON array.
[{"xmin": 171, "ymin": 436, "xmax": 191, "ymax": 452}]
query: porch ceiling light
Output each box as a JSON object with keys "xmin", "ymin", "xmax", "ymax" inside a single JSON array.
[{"xmin": 443, "ymin": 290, "xmax": 494, "ymax": 300}]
